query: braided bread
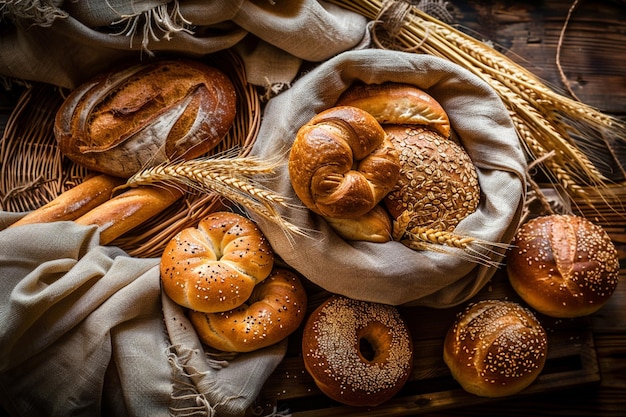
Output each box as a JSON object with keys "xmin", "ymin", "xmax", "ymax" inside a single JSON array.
[
  {"xmin": 160, "ymin": 211, "xmax": 274, "ymax": 313},
  {"xmin": 288, "ymin": 106, "xmax": 400, "ymax": 219}
]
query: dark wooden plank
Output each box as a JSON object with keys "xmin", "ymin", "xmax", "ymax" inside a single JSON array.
[{"xmin": 451, "ymin": 0, "xmax": 626, "ymax": 114}]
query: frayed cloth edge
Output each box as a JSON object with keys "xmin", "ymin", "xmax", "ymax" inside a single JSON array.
[{"xmin": 109, "ymin": 0, "xmax": 193, "ymax": 56}]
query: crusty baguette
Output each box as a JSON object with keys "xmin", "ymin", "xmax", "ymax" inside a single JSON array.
[
  {"xmin": 9, "ymin": 174, "xmax": 125, "ymax": 228},
  {"xmin": 75, "ymin": 184, "xmax": 184, "ymax": 245}
]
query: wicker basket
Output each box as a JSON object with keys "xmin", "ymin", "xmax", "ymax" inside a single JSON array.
[{"xmin": 0, "ymin": 50, "xmax": 261, "ymax": 258}]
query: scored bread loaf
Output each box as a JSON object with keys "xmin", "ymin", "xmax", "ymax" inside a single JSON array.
[
  {"xmin": 9, "ymin": 174, "xmax": 124, "ymax": 228},
  {"xmin": 444, "ymin": 299, "xmax": 548, "ymax": 398},
  {"xmin": 54, "ymin": 59, "xmax": 237, "ymax": 178},
  {"xmin": 507, "ymin": 214, "xmax": 620, "ymax": 318}
]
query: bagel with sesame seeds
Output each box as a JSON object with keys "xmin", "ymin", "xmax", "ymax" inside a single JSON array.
[
  {"xmin": 189, "ymin": 268, "xmax": 308, "ymax": 353},
  {"xmin": 160, "ymin": 211, "xmax": 274, "ymax": 313},
  {"xmin": 302, "ymin": 295, "xmax": 413, "ymax": 407},
  {"xmin": 443, "ymin": 299, "xmax": 548, "ymax": 398},
  {"xmin": 507, "ymin": 214, "xmax": 620, "ymax": 318}
]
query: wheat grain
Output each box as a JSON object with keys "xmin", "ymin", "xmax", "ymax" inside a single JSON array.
[
  {"xmin": 401, "ymin": 226, "xmax": 510, "ymax": 268},
  {"xmin": 392, "ymin": 208, "xmax": 510, "ymax": 265}
]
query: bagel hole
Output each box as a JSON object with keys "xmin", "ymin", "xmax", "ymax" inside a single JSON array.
[{"xmin": 359, "ymin": 337, "xmax": 376, "ymax": 362}]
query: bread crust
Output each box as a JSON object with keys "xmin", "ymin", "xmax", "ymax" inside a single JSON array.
[
  {"xmin": 507, "ymin": 214, "xmax": 620, "ymax": 318},
  {"xmin": 189, "ymin": 268, "xmax": 307, "ymax": 352},
  {"xmin": 302, "ymin": 295, "xmax": 413, "ymax": 407},
  {"xmin": 336, "ymin": 82, "xmax": 451, "ymax": 138},
  {"xmin": 54, "ymin": 59, "xmax": 237, "ymax": 178},
  {"xmin": 160, "ymin": 211, "xmax": 274, "ymax": 313},
  {"xmin": 323, "ymin": 204, "xmax": 392, "ymax": 242},
  {"xmin": 75, "ymin": 184, "xmax": 184, "ymax": 245},
  {"xmin": 383, "ymin": 125, "xmax": 480, "ymax": 234},
  {"xmin": 288, "ymin": 106, "xmax": 400, "ymax": 219},
  {"xmin": 9, "ymin": 174, "xmax": 124, "ymax": 227},
  {"xmin": 443, "ymin": 300, "xmax": 548, "ymax": 398}
]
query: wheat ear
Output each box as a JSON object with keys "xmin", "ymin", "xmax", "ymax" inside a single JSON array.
[
  {"xmin": 393, "ymin": 209, "xmax": 511, "ymax": 267},
  {"xmin": 125, "ymin": 153, "xmax": 308, "ymax": 237}
]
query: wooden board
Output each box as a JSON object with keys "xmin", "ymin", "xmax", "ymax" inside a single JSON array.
[{"xmin": 254, "ymin": 269, "xmax": 600, "ymax": 416}]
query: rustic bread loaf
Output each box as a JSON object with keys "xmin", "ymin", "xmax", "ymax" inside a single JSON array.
[
  {"xmin": 383, "ymin": 124, "xmax": 480, "ymax": 235},
  {"xmin": 54, "ymin": 59, "xmax": 237, "ymax": 178}
]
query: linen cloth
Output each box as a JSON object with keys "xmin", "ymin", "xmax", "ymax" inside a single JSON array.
[
  {"xmin": 0, "ymin": 2, "xmax": 370, "ymax": 417},
  {"xmin": 0, "ymin": 217, "xmax": 288, "ymax": 417},
  {"xmin": 0, "ymin": 0, "xmax": 367, "ymax": 89},
  {"xmin": 249, "ymin": 49, "xmax": 527, "ymax": 307}
]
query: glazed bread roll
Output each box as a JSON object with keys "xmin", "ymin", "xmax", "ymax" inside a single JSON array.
[
  {"xmin": 74, "ymin": 184, "xmax": 184, "ymax": 245},
  {"xmin": 302, "ymin": 295, "xmax": 413, "ymax": 407},
  {"xmin": 383, "ymin": 125, "xmax": 480, "ymax": 236},
  {"xmin": 507, "ymin": 214, "xmax": 620, "ymax": 318},
  {"xmin": 55, "ymin": 59, "xmax": 237, "ymax": 178},
  {"xmin": 336, "ymin": 82, "xmax": 451, "ymax": 138},
  {"xmin": 9, "ymin": 174, "xmax": 124, "ymax": 228},
  {"xmin": 189, "ymin": 268, "xmax": 307, "ymax": 353},
  {"xmin": 444, "ymin": 300, "xmax": 548, "ymax": 398},
  {"xmin": 288, "ymin": 106, "xmax": 400, "ymax": 219},
  {"xmin": 160, "ymin": 212, "xmax": 274, "ymax": 313}
]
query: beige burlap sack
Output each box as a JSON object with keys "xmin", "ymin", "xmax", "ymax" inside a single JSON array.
[{"xmin": 249, "ymin": 48, "xmax": 527, "ymax": 308}]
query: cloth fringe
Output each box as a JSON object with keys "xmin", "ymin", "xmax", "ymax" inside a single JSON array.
[
  {"xmin": 109, "ymin": 0, "xmax": 193, "ymax": 56},
  {"xmin": 167, "ymin": 345, "xmax": 218, "ymax": 417},
  {"xmin": 259, "ymin": 79, "xmax": 292, "ymax": 103},
  {"xmin": 167, "ymin": 344, "xmax": 231, "ymax": 376},
  {"xmin": 250, "ymin": 405, "xmax": 292, "ymax": 417},
  {"xmin": 0, "ymin": 0, "xmax": 68, "ymax": 27}
]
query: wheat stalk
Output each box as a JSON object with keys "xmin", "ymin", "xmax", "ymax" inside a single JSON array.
[
  {"xmin": 124, "ymin": 151, "xmax": 308, "ymax": 237},
  {"xmin": 330, "ymin": 0, "xmax": 625, "ymax": 207},
  {"xmin": 401, "ymin": 227, "xmax": 510, "ymax": 268},
  {"xmin": 393, "ymin": 209, "xmax": 511, "ymax": 267}
]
